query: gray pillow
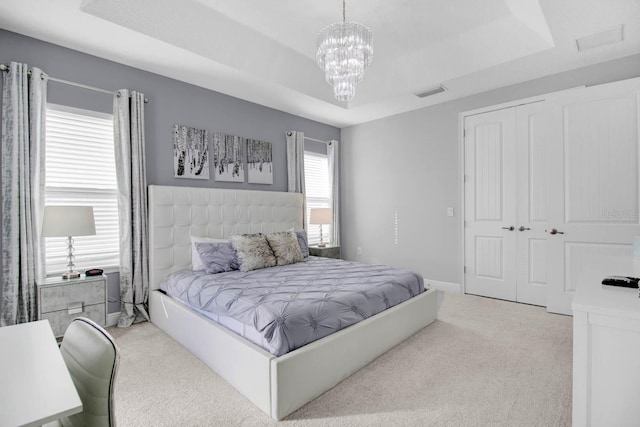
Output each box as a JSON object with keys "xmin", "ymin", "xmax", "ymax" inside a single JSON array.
[
  {"xmin": 288, "ymin": 228, "xmax": 309, "ymax": 257},
  {"xmin": 266, "ymin": 231, "xmax": 304, "ymax": 266},
  {"xmin": 230, "ymin": 233, "xmax": 277, "ymax": 272},
  {"xmin": 295, "ymin": 230, "xmax": 309, "ymax": 258},
  {"xmin": 194, "ymin": 241, "xmax": 239, "ymax": 274},
  {"xmin": 190, "ymin": 236, "xmax": 229, "ymax": 271}
]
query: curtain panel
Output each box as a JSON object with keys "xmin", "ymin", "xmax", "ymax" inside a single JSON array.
[
  {"xmin": 1, "ymin": 62, "xmax": 47, "ymax": 325},
  {"xmin": 286, "ymin": 131, "xmax": 307, "ymax": 229},
  {"xmin": 327, "ymin": 140, "xmax": 340, "ymax": 246},
  {"xmin": 114, "ymin": 89, "xmax": 149, "ymax": 327}
]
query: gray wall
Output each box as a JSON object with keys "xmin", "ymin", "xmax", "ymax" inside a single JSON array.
[
  {"xmin": 341, "ymin": 54, "xmax": 640, "ymax": 288},
  {"xmin": 0, "ymin": 30, "xmax": 339, "ymax": 313}
]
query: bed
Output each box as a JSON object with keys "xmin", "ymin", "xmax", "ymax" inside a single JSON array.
[{"xmin": 148, "ymin": 185, "xmax": 440, "ymax": 420}]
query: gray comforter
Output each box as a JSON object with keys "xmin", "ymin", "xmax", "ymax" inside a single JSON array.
[{"xmin": 160, "ymin": 257, "xmax": 424, "ymax": 356}]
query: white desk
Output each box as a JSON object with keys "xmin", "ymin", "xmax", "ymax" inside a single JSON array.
[
  {"xmin": 0, "ymin": 320, "xmax": 82, "ymax": 426},
  {"xmin": 572, "ymin": 257, "xmax": 640, "ymax": 426}
]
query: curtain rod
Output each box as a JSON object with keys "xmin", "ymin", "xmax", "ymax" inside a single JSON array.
[
  {"xmin": 0, "ymin": 63, "xmax": 149, "ymax": 103},
  {"xmin": 286, "ymin": 131, "xmax": 329, "ymax": 144}
]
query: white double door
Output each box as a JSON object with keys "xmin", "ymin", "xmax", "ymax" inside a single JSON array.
[
  {"xmin": 465, "ymin": 77, "xmax": 640, "ymax": 313},
  {"xmin": 464, "ymin": 102, "xmax": 547, "ymax": 305}
]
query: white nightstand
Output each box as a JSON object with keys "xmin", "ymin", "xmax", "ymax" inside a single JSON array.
[{"xmin": 37, "ymin": 274, "xmax": 108, "ymax": 338}]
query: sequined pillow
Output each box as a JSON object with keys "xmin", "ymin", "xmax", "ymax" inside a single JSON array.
[
  {"xmin": 266, "ymin": 231, "xmax": 304, "ymax": 266},
  {"xmin": 230, "ymin": 233, "xmax": 277, "ymax": 272}
]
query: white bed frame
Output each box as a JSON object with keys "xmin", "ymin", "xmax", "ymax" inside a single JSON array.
[{"xmin": 148, "ymin": 185, "xmax": 440, "ymax": 420}]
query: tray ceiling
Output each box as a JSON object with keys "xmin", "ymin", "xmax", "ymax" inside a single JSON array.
[{"xmin": 0, "ymin": 0, "xmax": 638, "ymax": 127}]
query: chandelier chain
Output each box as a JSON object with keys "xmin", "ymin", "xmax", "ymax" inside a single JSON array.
[{"xmin": 343, "ymin": 0, "xmax": 346, "ymax": 22}]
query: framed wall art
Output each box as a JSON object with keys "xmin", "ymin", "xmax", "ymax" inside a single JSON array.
[
  {"xmin": 173, "ymin": 124, "xmax": 209, "ymax": 180},
  {"xmin": 247, "ymin": 138, "xmax": 273, "ymax": 184},
  {"xmin": 213, "ymin": 132, "xmax": 245, "ymax": 183}
]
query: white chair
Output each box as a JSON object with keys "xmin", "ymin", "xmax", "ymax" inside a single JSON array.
[{"xmin": 47, "ymin": 317, "xmax": 120, "ymax": 427}]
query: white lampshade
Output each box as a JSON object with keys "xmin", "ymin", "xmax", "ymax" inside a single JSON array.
[
  {"xmin": 309, "ymin": 208, "xmax": 332, "ymax": 225},
  {"xmin": 42, "ymin": 206, "xmax": 96, "ymax": 237}
]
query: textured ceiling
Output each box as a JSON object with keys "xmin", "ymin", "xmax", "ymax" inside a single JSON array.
[{"xmin": 0, "ymin": 0, "xmax": 638, "ymax": 127}]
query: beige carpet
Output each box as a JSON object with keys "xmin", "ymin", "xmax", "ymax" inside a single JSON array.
[{"xmin": 107, "ymin": 293, "xmax": 572, "ymax": 426}]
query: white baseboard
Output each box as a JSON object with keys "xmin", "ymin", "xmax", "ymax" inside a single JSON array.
[
  {"xmin": 424, "ymin": 279, "xmax": 462, "ymax": 294},
  {"xmin": 107, "ymin": 312, "xmax": 120, "ymax": 327}
]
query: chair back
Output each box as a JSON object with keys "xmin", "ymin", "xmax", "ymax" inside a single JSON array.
[{"xmin": 59, "ymin": 317, "xmax": 119, "ymax": 427}]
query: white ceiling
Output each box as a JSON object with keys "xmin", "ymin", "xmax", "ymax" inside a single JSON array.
[{"xmin": 0, "ymin": 0, "xmax": 638, "ymax": 128}]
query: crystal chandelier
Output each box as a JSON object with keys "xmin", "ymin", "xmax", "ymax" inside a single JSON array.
[{"xmin": 316, "ymin": 0, "xmax": 373, "ymax": 102}]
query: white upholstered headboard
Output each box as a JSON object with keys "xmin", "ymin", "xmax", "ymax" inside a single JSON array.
[{"xmin": 148, "ymin": 185, "xmax": 304, "ymax": 290}]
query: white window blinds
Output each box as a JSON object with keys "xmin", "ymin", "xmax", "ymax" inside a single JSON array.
[
  {"xmin": 44, "ymin": 104, "xmax": 120, "ymax": 275},
  {"xmin": 304, "ymin": 152, "xmax": 332, "ymax": 245}
]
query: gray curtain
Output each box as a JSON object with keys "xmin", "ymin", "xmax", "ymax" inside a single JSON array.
[
  {"xmin": 1, "ymin": 62, "xmax": 47, "ymax": 325},
  {"xmin": 114, "ymin": 89, "xmax": 149, "ymax": 327},
  {"xmin": 286, "ymin": 131, "xmax": 307, "ymax": 229},
  {"xmin": 327, "ymin": 139, "xmax": 340, "ymax": 246}
]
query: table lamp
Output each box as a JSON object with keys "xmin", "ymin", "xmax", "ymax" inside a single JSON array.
[
  {"xmin": 309, "ymin": 207, "xmax": 332, "ymax": 248},
  {"xmin": 42, "ymin": 205, "xmax": 96, "ymax": 279}
]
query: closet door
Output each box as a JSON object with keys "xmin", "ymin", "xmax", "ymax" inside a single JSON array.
[
  {"xmin": 464, "ymin": 108, "xmax": 518, "ymax": 301},
  {"xmin": 515, "ymin": 102, "xmax": 548, "ymax": 306},
  {"xmin": 545, "ymin": 77, "xmax": 640, "ymax": 315}
]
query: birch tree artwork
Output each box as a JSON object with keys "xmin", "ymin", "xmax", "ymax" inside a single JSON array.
[
  {"xmin": 173, "ymin": 124, "xmax": 209, "ymax": 179},
  {"xmin": 247, "ymin": 139, "xmax": 273, "ymax": 184},
  {"xmin": 213, "ymin": 133, "xmax": 245, "ymax": 182}
]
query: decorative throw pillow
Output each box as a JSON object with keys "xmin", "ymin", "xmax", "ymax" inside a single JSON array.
[
  {"xmin": 266, "ymin": 231, "xmax": 304, "ymax": 266},
  {"xmin": 190, "ymin": 236, "xmax": 229, "ymax": 271},
  {"xmin": 230, "ymin": 233, "xmax": 277, "ymax": 272},
  {"xmin": 289, "ymin": 228, "xmax": 310, "ymax": 258},
  {"xmin": 194, "ymin": 241, "xmax": 239, "ymax": 274}
]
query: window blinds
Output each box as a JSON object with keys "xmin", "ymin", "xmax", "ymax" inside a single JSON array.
[
  {"xmin": 304, "ymin": 152, "xmax": 332, "ymax": 245},
  {"xmin": 44, "ymin": 104, "xmax": 120, "ymax": 275}
]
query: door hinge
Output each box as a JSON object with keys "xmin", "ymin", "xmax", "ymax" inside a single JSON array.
[{"xmin": 464, "ymin": 266, "xmax": 467, "ymax": 273}]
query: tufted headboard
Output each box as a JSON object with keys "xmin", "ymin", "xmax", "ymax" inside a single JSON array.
[{"xmin": 148, "ymin": 185, "xmax": 304, "ymax": 290}]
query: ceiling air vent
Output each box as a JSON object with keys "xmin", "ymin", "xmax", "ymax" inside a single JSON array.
[
  {"xmin": 576, "ymin": 25, "xmax": 623, "ymax": 52},
  {"xmin": 415, "ymin": 85, "xmax": 447, "ymax": 99}
]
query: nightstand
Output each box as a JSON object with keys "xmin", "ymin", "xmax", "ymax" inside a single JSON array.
[
  {"xmin": 37, "ymin": 274, "xmax": 107, "ymax": 338},
  {"xmin": 309, "ymin": 245, "xmax": 341, "ymax": 259}
]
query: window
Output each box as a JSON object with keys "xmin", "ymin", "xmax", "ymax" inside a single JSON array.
[
  {"xmin": 304, "ymin": 152, "xmax": 331, "ymax": 245},
  {"xmin": 44, "ymin": 104, "xmax": 119, "ymax": 275}
]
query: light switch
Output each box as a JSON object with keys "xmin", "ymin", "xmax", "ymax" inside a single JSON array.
[{"xmin": 447, "ymin": 207, "xmax": 454, "ymax": 217}]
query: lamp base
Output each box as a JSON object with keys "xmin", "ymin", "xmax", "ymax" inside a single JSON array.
[
  {"xmin": 62, "ymin": 271, "xmax": 81, "ymax": 279},
  {"xmin": 317, "ymin": 243, "xmax": 327, "ymax": 248}
]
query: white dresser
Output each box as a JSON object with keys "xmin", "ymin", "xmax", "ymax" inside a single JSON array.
[{"xmin": 572, "ymin": 257, "xmax": 640, "ymax": 426}]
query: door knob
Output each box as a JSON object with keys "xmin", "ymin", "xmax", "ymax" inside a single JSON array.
[
  {"xmin": 501, "ymin": 226, "xmax": 515, "ymax": 231},
  {"xmin": 547, "ymin": 228, "xmax": 564, "ymax": 235},
  {"xmin": 518, "ymin": 226, "xmax": 531, "ymax": 232}
]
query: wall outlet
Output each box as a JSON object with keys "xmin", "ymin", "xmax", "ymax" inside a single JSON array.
[
  {"xmin": 447, "ymin": 207, "xmax": 454, "ymax": 217},
  {"xmin": 357, "ymin": 247, "xmax": 362, "ymax": 256}
]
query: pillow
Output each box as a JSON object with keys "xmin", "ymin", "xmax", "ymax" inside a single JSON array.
[
  {"xmin": 266, "ymin": 231, "xmax": 304, "ymax": 266},
  {"xmin": 293, "ymin": 229, "xmax": 310, "ymax": 258},
  {"xmin": 194, "ymin": 241, "xmax": 239, "ymax": 274},
  {"xmin": 230, "ymin": 233, "xmax": 277, "ymax": 272},
  {"xmin": 190, "ymin": 236, "xmax": 229, "ymax": 271}
]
